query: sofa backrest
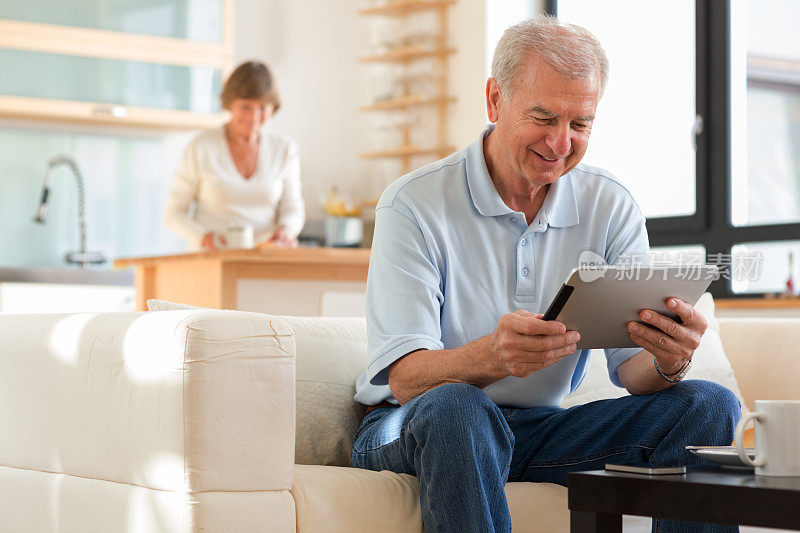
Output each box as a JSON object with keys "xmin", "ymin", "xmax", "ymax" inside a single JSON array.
[
  {"xmin": 719, "ymin": 317, "xmax": 800, "ymax": 409},
  {"xmin": 277, "ymin": 316, "xmax": 368, "ymax": 467},
  {"xmin": 285, "ymin": 294, "xmax": 755, "ymax": 467}
]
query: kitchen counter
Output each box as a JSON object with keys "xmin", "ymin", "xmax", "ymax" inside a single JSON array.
[
  {"xmin": 114, "ymin": 246, "xmax": 370, "ymax": 311},
  {"xmin": 0, "ymin": 266, "xmax": 134, "ymax": 286}
]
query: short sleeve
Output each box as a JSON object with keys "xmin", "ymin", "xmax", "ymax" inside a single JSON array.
[{"xmin": 362, "ymin": 204, "xmax": 444, "ymax": 388}]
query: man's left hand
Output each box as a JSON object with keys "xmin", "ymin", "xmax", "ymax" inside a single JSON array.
[{"xmin": 627, "ymin": 298, "xmax": 707, "ymax": 374}]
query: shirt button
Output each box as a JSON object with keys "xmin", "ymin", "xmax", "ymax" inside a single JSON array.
[
  {"xmin": 508, "ymin": 215, "xmax": 516, "ymax": 223},
  {"xmin": 521, "ymin": 268, "xmax": 529, "ymax": 277},
  {"xmin": 520, "ymin": 237, "xmax": 527, "ymax": 246}
]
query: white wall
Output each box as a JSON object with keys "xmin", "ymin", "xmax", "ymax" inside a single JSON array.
[
  {"xmin": 234, "ymin": 0, "xmax": 372, "ymax": 217},
  {"xmin": 234, "ymin": 0, "xmax": 488, "ymax": 218},
  {"xmin": 447, "ymin": 0, "xmax": 490, "ymax": 150}
]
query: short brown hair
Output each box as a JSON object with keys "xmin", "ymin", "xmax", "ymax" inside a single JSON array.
[{"xmin": 220, "ymin": 60, "xmax": 281, "ymax": 112}]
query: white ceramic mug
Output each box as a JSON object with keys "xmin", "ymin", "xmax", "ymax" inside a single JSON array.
[
  {"xmin": 221, "ymin": 225, "xmax": 254, "ymax": 249},
  {"xmin": 735, "ymin": 400, "xmax": 800, "ymax": 476}
]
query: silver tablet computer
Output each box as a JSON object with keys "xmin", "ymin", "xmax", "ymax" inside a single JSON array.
[{"xmin": 542, "ymin": 265, "xmax": 719, "ymax": 349}]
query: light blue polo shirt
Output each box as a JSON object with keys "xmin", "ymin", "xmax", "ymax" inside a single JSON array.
[{"xmin": 354, "ymin": 125, "xmax": 649, "ymax": 408}]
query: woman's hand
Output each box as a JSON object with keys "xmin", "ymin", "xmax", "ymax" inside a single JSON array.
[
  {"xmin": 267, "ymin": 226, "xmax": 298, "ymax": 248},
  {"xmin": 201, "ymin": 232, "xmax": 226, "ymax": 250}
]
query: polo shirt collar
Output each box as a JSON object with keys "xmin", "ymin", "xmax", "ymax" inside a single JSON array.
[
  {"xmin": 542, "ymin": 171, "xmax": 580, "ymax": 228},
  {"xmin": 466, "ymin": 125, "xmax": 513, "ymax": 217},
  {"xmin": 466, "ymin": 125, "xmax": 580, "ymax": 228}
]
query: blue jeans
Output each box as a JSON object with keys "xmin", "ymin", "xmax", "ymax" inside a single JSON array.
[{"xmin": 351, "ymin": 380, "xmax": 741, "ymax": 533}]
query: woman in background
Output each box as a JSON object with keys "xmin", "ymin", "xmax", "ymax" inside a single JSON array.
[{"xmin": 165, "ymin": 60, "xmax": 305, "ymax": 250}]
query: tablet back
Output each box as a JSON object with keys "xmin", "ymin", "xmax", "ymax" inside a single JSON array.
[{"xmin": 545, "ymin": 265, "xmax": 718, "ymax": 349}]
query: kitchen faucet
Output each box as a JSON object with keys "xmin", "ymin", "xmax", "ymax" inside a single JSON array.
[{"xmin": 33, "ymin": 155, "xmax": 106, "ymax": 268}]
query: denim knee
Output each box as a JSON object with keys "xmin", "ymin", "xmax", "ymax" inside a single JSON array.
[
  {"xmin": 671, "ymin": 379, "xmax": 741, "ymax": 418},
  {"xmin": 410, "ymin": 383, "xmax": 513, "ymax": 444},
  {"xmin": 414, "ymin": 382, "xmax": 494, "ymax": 417}
]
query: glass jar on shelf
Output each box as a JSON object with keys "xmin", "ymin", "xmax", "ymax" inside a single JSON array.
[{"xmin": 368, "ymin": 63, "xmax": 405, "ymax": 102}]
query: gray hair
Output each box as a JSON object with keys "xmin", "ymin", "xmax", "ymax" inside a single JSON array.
[{"xmin": 491, "ymin": 13, "xmax": 609, "ymax": 99}]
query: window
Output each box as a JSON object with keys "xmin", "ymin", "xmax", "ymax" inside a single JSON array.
[
  {"xmin": 553, "ymin": 0, "xmax": 697, "ymax": 220},
  {"xmin": 730, "ymin": 241, "xmax": 800, "ymax": 295},
  {"xmin": 549, "ymin": 0, "xmax": 800, "ymax": 299},
  {"xmin": 731, "ymin": 0, "xmax": 800, "ymax": 228}
]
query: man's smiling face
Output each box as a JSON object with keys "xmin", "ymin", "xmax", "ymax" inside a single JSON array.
[{"xmin": 488, "ymin": 57, "xmax": 601, "ymax": 188}]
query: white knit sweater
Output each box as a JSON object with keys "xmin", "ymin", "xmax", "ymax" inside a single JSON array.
[{"xmin": 164, "ymin": 126, "xmax": 305, "ymax": 250}]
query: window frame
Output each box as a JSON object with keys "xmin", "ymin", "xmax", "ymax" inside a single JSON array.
[{"xmin": 548, "ymin": 0, "xmax": 800, "ymax": 299}]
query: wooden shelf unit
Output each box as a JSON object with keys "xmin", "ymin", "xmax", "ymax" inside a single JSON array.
[
  {"xmin": 358, "ymin": 0, "xmax": 456, "ymax": 17},
  {"xmin": 359, "ymin": 45, "xmax": 455, "ymax": 63},
  {"xmin": 357, "ymin": 0, "xmax": 456, "ymax": 174},
  {"xmin": 359, "ymin": 95, "xmax": 455, "ymax": 111},
  {"xmin": 359, "ymin": 145, "xmax": 454, "ymax": 159}
]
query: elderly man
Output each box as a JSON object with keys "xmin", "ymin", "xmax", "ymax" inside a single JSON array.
[{"xmin": 351, "ymin": 15, "xmax": 740, "ymax": 533}]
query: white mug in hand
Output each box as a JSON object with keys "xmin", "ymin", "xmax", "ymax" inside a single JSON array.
[
  {"xmin": 735, "ymin": 400, "xmax": 800, "ymax": 476},
  {"xmin": 224, "ymin": 225, "xmax": 254, "ymax": 249}
]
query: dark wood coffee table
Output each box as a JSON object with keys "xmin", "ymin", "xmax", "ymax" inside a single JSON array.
[{"xmin": 568, "ymin": 466, "xmax": 800, "ymax": 532}]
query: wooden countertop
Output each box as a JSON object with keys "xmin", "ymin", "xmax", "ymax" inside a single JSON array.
[
  {"xmin": 114, "ymin": 246, "xmax": 371, "ymax": 269},
  {"xmin": 714, "ymin": 297, "xmax": 800, "ymax": 309}
]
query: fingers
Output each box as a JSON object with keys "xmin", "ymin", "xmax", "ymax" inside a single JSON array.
[
  {"xmin": 513, "ymin": 310, "xmax": 543, "ymax": 319},
  {"xmin": 628, "ymin": 331, "xmax": 675, "ymax": 362},
  {"xmin": 665, "ymin": 298, "xmax": 707, "ymax": 332},
  {"xmin": 504, "ymin": 312, "xmax": 566, "ymax": 336},
  {"xmin": 637, "ymin": 310, "xmax": 696, "ymax": 345},
  {"xmin": 499, "ymin": 332, "xmax": 579, "ymax": 356},
  {"xmin": 524, "ymin": 331, "xmax": 581, "ymax": 351},
  {"xmin": 627, "ymin": 322, "xmax": 687, "ymax": 356},
  {"xmin": 505, "ymin": 343, "xmax": 579, "ymax": 377},
  {"xmin": 273, "ymin": 237, "xmax": 297, "ymax": 248},
  {"xmin": 495, "ymin": 311, "xmax": 581, "ymax": 378}
]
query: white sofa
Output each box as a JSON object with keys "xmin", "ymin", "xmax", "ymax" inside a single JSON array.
[{"xmin": 1, "ymin": 303, "xmax": 798, "ymax": 532}]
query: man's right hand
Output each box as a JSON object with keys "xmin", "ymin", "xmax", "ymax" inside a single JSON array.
[{"xmin": 488, "ymin": 310, "xmax": 579, "ymax": 379}]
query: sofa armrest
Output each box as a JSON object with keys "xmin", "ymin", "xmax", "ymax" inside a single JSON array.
[
  {"xmin": 718, "ymin": 318, "xmax": 800, "ymax": 409},
  {"xmin": 0, "ymin": 310, "xmax": 295, "ymax": 493}
]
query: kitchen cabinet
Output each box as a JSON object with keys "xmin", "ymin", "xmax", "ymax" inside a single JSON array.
[{"xmin": 0, "ymin": 0, "xmax": 233, "ymax": 130}]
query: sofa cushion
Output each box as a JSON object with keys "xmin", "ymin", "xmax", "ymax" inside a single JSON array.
[
  {"xmin": 719, "ymin": 317, "xmax": 800, "ymax": 409},
  {"xmin": 146, "ymin": 299, "xmax": 209, "ymax": 311},
  {"xmin": 292, "ymin": 464, "xmax": 568, "ymax": 533},
  {"xmin": 561, "ymin": 293, "xmax": 749, "ymax": 414},
  {"xmin": 276, "ymin": 316, "xmax": 368, "ymax": 467}
]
